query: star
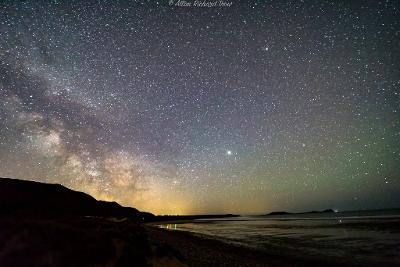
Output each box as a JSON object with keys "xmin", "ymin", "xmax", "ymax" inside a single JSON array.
[{"xmin": 0, "ymin": 1, "xmax": 398, "ymax": 215}]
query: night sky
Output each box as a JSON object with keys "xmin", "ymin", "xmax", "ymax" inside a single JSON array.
[{"xmin": 1, "ymin": 1, "xmax": 399, "ymax": 215}]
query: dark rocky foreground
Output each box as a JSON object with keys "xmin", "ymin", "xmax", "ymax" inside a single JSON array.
[{"xmin": 0, "ymin": 216, "xmax": 145, "ymax": 266}]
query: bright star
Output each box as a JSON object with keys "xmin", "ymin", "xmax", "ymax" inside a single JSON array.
[{"xmin": 227, "ymin": 150, "xmax": 232, "ymax": 155}]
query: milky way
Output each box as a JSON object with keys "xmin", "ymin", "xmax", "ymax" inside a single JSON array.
[{"xmin": 0, "ymin": 1, "xmax": 399, "ymax": 214}]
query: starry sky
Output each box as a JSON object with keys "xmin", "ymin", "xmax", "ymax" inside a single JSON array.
[{"xmin": 0, "ymin": 1, "xmax": 399, "ymax": 215}]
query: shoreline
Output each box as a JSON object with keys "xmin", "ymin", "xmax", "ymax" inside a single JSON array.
[
  {"xmin": 145, "ymin": 219, "xmax": 198, "ymax": 226},
  {"xmin": 145, "ymin": 225, "xmax": 358, "ymax": 267},
  {"xmin": 145, "ymin": 216, "xmax": 400, "ymax": 267}
]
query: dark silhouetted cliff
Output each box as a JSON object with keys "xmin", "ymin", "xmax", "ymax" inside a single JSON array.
[{"xmin": 0, "ymin": 177, "xmax": 154, "ymax": 221}]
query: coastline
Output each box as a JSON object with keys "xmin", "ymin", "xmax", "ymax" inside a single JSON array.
[
  {"xmin": 145, "ymin": 225, "xmax": 356, "ymax": 267},
  {"xmin": 1, "ymin": 178, "xmax": 398, "ymax": 267}
]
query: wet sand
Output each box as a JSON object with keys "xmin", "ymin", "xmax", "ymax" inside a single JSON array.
[{"xmin": 145, "ymin": 226, "xmax": 354, "ymax": 267}]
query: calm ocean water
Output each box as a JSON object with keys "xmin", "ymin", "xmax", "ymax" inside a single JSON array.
[{"xmin": 158, "ymin": 209, "xmax": 400, "ymax": 266}]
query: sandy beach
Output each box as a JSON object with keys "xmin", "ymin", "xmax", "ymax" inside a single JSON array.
[{"xmin": 145, "ymin": 226, "xmax": 352, "ymax": 267}]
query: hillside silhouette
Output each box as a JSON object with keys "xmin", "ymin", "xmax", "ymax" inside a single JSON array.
[
  {"xmin": 0, "ymin": 177, "xmax": 190, "ymax": 266},
  {"xmin": 0, "ymin": 177, "xmax": 154, "ymax": 220}
]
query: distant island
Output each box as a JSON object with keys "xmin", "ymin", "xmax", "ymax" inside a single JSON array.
[{"xmin": 265, "ymin": 209, "xmax": 335, "ymax": 216}]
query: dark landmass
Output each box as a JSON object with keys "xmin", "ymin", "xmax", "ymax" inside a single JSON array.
[
  {"xmin": 266, "ymin": 211, "xmax": 290, "ymax": 215},
  {"xmin": 0, "ymin": 177, "xmax": 155, "ymax": 221},
  {"xmin": 149, "ymin": 214, "xmax": 239, "ymax": 222},
  {"xmin": 266, "ymin": 209, "xmax": 335, "ymax": 216},
  {"xmin": 0, "ymin": 177, "xmax": 359, "ymax": 266},
  {"xmin": 0, "ymin": 177, "xmax": 186, "ymax": 267}
]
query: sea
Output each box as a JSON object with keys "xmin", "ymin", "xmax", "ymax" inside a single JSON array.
[{"xmin": 157, "ymin": 209, "xmax": 400, "ymax": 266}]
